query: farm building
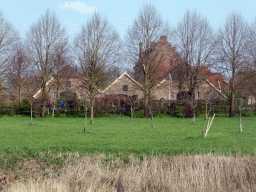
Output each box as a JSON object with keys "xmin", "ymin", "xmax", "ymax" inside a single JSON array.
[{"xmin": 33, "ymin": 36, "xmax": 229, "ymax": 103}]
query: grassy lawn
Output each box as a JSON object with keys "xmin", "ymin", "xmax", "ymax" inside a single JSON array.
[{"xmin": 0, "ymin": 115, "xmax": 255, "ymax": 158}]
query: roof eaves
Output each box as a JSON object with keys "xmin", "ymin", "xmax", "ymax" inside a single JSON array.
[
  {"xmin": 205, "ymin": 79, "xmax": 227, "ymax": 99},
  {"xmin": 152, "ymin": 79, "xmax": 167, "ymax": 91},
  {"xmin": 102, "ymin": 72, "xmax": 144, "ymax": 94},
  {"xmin": 33, "ymin": 77, "xmax": 55, "ymax": 99}
]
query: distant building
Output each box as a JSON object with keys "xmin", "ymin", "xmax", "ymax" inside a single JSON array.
[
  {"xmin": 33, "ymin": 37, "xmax": 232, "ymax": 103},
  {"xmin": 133, "ymin": 36, "xmax": 228, "ymax": 101}
]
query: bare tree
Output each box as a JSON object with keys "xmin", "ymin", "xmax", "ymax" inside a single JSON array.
[
  {"xmin": 173, "ymin": 10, "xmax": 215, "ymax": 123},
  {"xmin": 74, "ymin": 12, "xmax": 122, "ymax": 123},
  {"xmin": 247, "ymin": 18, "xmax": 256, "ymax": 70},
  {"xmin": 6, "ymin": 42, "xmax": 29, "ymax": 104},
  {"xmin": 125, "ymin": 2, "xmax": 171, "ymax": 118},
  {"xmin": 241, "ymin": 18, "xmax": 256, "ymax": 100},
  {"xmin": 52, "ymin": 39, "xmax": 71, "ymax": 99},
  {"xmin": 26, "ymin": 9, "xmax": 68, "ymax": 117},
  {"xmin": 216, "ymin": 12, "xmax": 250, "ymax": 117},
  {"xmin": 0, "ymin": 11, "xmax": 19, "ymax": 93}
]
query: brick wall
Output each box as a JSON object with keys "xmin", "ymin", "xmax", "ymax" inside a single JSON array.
[{"xmin": 103, "ymin": 73, "xmax": 144, "ymax": 99}]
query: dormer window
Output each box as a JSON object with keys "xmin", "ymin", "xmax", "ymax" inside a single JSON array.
[
  {"xmin": 123, "ymin": 85, "xmax": 128, "ymax": 91},
  {"xmin": 65, "ymin": 81, "xmax": 71, "ymax": 87}
]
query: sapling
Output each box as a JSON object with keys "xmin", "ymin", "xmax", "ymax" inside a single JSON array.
[
  {"xmin": 30, "ymin": 99, "xmax": 34, "ymax": 124},
  {"xmin": 202, "ymin": 101, "xmax": 215, "ymax": 137},
  {"xmin": 238, "ymin": 98, "xmax": 244, "ymax": 132},
  {"xmin": 52, "ymin": 99, "xmax": 56, "ymax": 121},
  {"xmin": 149, "ymin": 106, "xmax": 154, "ymax": 128},
  {"xmin": 82, "ymin": 100, "xmax": 89, "ymax": 132},
  {"xmin": 84, "ymin": 107, "xmax": 87, "ymax": 132},
  {"xmin": 131, "ymin": 105, "xmax": 134, "ymax": 120},
  {"xmin": 27, "ymin": 96, "xmax": 35, "ymax": 124}
]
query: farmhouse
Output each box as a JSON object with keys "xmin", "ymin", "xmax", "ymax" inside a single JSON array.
[
  {"xmin": 33, "ymin": 36, "xmax": 228, "ymax": 103},
  {"xmin": 102, "ymin": 72, "xmax": 144, "ymax": 99},
  {"xmin": 33, "ymin": 65, "xmax": 101, "ymax": 101},
  {"xmin": 132, "ymin": 36, "xmax": 227, "ymax": 101}
]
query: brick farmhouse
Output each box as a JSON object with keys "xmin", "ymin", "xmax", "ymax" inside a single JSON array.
[{"xmin": 33, "ymin": 36, "xmax": 230, "ymax": 103}]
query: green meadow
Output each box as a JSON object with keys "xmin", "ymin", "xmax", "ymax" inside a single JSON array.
[{"xmin": 0, "ymin": 115, "xmax": 255, "ymax": 158}]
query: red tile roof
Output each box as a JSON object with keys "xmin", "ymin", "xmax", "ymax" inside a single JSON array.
[{"xmin": 192, "ymin": 66, "xmax": 229, "ymax": 91}]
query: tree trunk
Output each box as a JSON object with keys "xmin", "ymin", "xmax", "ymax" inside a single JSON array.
[
  {"xmin": 148, "ymin": 106, "xmax": 154, "ymax": 128},
  {"xmin": 239, "ymin": 106, "xmax": 242, "ymax": 132},
  {"xmin": 52, "ymin": 101, "xmax": 55, "ymax": 121},
  {"xmin": 205, "ymin": 101, "xmax": 208, "ymax": 120},
  {"xmin": 192, "ymin": 102, "xmax": 196, "ymax": 124},
  {"xmin": 41, "ymin": 88, "xmax": 47, "ymax": 117},
  {"xmin": 230, "ymin": 91, "xmax": 236, "ymax": 117},
  {"xmin": 84, "ymin": 107, "xmax": 87, "ymax": 132},
  {"xmin": 144, "ymin": 94, "xmax": 149, "ymax": 117},
  {"xmin": 30, "ymin": 101, "xmax": 33, "ymax": 124},
  {"xmin": 191, "ymin": 90, "xmax": 196, "ymax": 124},
  {"xmin": 131, "ymin": 105, "xmax": 133, "ymax": 120},
  {"xmin": 19, "ymin": 86, "xmax": 21, "ymax": 104},
  {"xmin": 42, "ymin": 104, "xmax": 46, "ymax": 117},
  {"xmin": 90, "ymin": 98, "xmax": 94, "ymax": 123}
]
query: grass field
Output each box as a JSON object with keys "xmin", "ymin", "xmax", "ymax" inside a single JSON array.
[
  {"xmin": 1, "ymin": 115, "xmax": 256, "ymax": 191},
  {"xmin": 0, "ymin": 115, "xmax": 255, "ymax": 158}
]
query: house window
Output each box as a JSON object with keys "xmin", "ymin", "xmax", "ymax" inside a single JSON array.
[
  {"xmin": 65, "ymin": 81, "xmax": 71, "ymax": 87},
  {"xmin": 171, "ymin": 92, "xmax": 174, "ymax": 99},
  {"xmin": 123, "ymin": 85, "xmax": 128, "ymax": 91},
  {"xmin": 197, "ymin": 92, "xmax": 201, "ymax": 100}
]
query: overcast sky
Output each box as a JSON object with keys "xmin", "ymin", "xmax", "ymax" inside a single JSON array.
[{"xmin": 2, "ymin": 0, "xmax": 256, "ymax": 41}]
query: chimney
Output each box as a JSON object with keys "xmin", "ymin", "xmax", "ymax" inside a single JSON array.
[
  {"xmin": 160, "ymin": 36, "xmax": 167, "ymax": 43},
  {"xmin": 139, "ymin": 43, "xmax": 143, "ymax": 57}
]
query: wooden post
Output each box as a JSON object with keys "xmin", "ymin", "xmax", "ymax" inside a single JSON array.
[{"xmin": 205, "ymin": 114, "xmax": 215, "ymax": 138}]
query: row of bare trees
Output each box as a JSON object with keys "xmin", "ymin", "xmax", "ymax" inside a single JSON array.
[
  {"xmin": 0, "ymin": 4, "xmax": 256, "ymax": 121},
  {"xmin": 0, "ymin": 8, "xmax": 122, "ymax": 122},
  {"xmin": 126, "ymin": 4, "xmax": 256, "ymax": 119}
]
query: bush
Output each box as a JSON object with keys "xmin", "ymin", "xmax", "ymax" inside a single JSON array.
[
  {"xmin": 242, "ymin": 111, "xmax": 256, "ymax": 117},
  {"xmin": 54, "ymin": 113, "xmax": 68, "ymax": 118},
  {"xmin": 134, "ymin": 110, "xmax": 144, "ymax": 118},
  {"xmin": 216, "ymin": 113, "xmax": 229, "ymax": 117}
]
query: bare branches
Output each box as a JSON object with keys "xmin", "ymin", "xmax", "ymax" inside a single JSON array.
[
  {"xmin": 174, "ymin": 10, "xmax": 215, "ymax": 70},
  {"xmin": 125, "ymin": 3, "xmax": 171, "ymax": 118},
  {"xmin": 26, "ymin": 8, "xmax": 68, "ymax": 117},
  {"xmin": 0, "ymin": 11, "xmax": 19, "ymax": 86},
  {"xmin": 6, "ymin": 42, "xmax": 30, "ymax": 103},
  {"xmin": 125, "ymin": 2, "xmax": 171, "ymax": 65},
  {"xmin": 173, "ymin": 10, "xmax": 215, "ymax": 123},
  {"xmin": 74, "ymin": 12, "xmax": 122, "ymax": 123},
  {"xmin": 216, "ymin": 12, "xmax": 249, "ymax": 81},
  {"xmin": 216, "ymin": 12, "xmax": 249, "ymax": 117}
]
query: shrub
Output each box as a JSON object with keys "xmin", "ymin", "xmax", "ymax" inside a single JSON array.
[{"xmin": 134, "ymin": 110, "xmax": 144, "ymax": 118}]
